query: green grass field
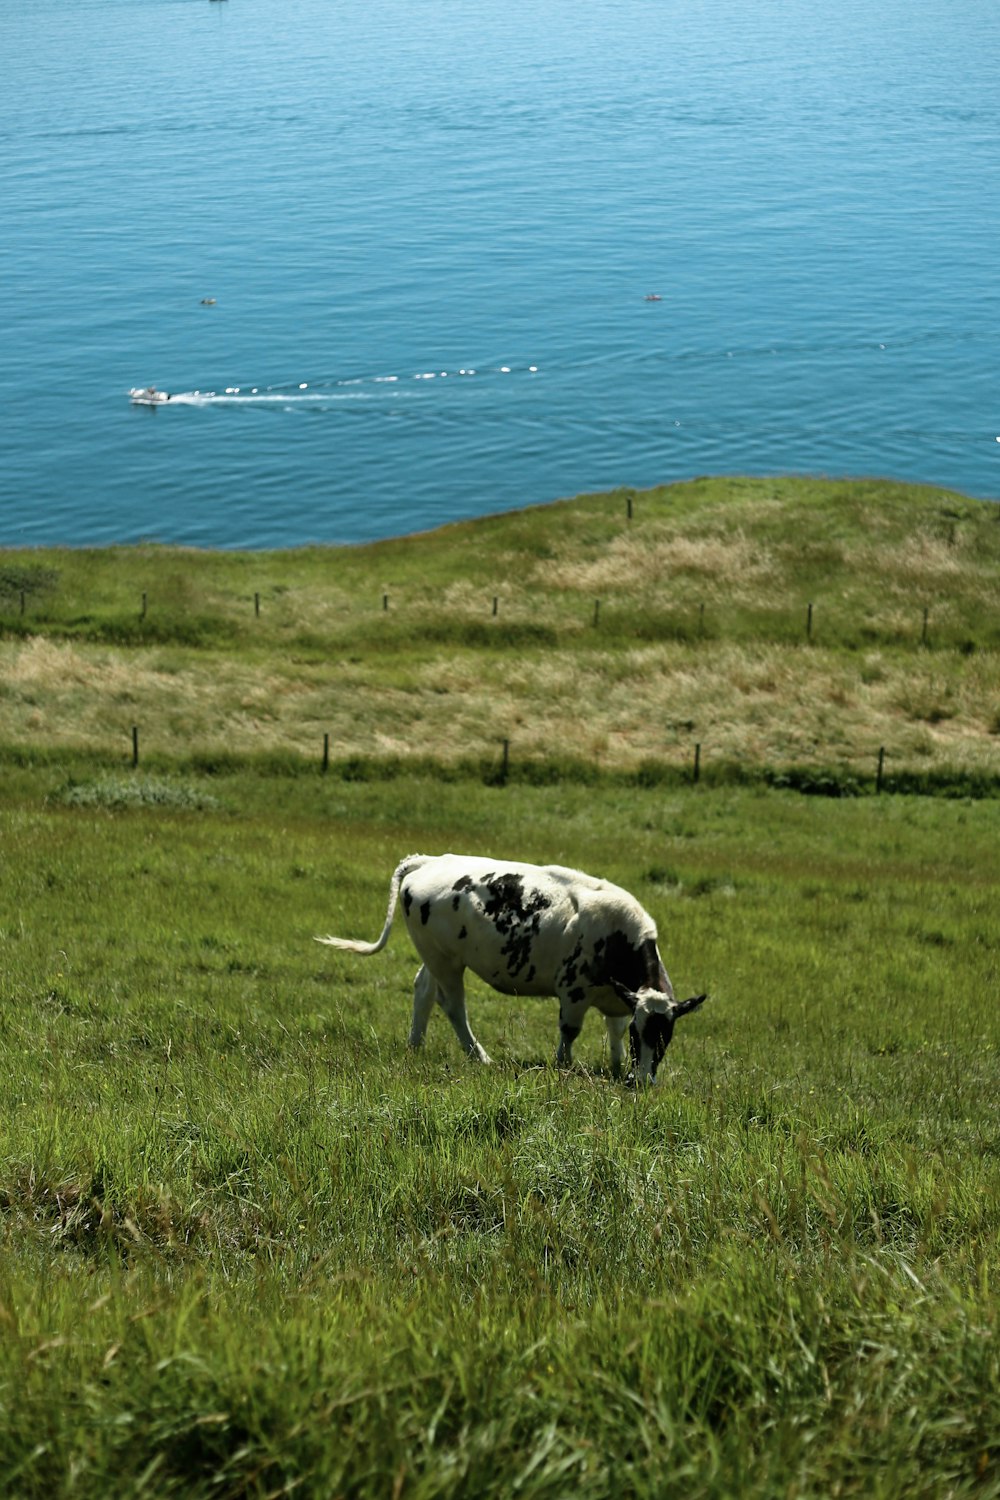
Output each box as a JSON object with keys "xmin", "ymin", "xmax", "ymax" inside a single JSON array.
[{"xmin": 1, "ymin": 480, "xmax": 999, "ymax": 1496}]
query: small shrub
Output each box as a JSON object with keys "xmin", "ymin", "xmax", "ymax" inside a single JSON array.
[
  {"xmin": 54, "ymin": 775, "xmax": 221, "ymax": 811},
  {"xmin": 765, "ymin": 766, "xmax": 862, "ymax": 797},
  {"xmin": 0, "ymin": 563, "xmax": 60, "ymax": 604}
]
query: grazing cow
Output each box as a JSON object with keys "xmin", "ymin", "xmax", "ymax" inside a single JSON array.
[{"xmin": 316, "ymin": 853, "xmax": 706, "ymax": 1083}]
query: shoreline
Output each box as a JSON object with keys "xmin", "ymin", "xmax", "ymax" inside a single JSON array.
[{"xmin": 2, "ymin": 472, "xmax": 998, "ymax": 558}]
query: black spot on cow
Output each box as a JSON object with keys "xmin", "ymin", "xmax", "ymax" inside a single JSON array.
[
  {"xmin": 458, "ymin": 926, "xmax": 467, "ymax": 940},
  {"xmin": 568, "ymin": 986, "xmax": 586, "ymax": 1005},
  {"xmin": 420, "ymin": 900, "xmax": 431, "ymax": 926},
  {"xmin": 452, "ymin": 895, "xmax": 461, "ymax": 911},
  {"xmin": 403, "ymin": 889, "xmax": 413, "ymax": 919},
  {"xmin": 594, "ymin": 930, "xmax": 649, "ymax": 992},
  {"xmin": 480, "ymin": 875, "xmax": 527, "ymax": 927},
  {"xmin": 452, "ymin": 875, "xmax": 474, "ymax": 894},
  {"xmin": 481, "ymin": 873, "xmax": 552, "ymax": 978},
  {"xmin": 557, "ymin": 937, "xmax": 585, "ymax": 991}
]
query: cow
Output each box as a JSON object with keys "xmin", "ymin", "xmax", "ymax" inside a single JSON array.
[{"xmin": 316, "ymin": 853, "xmax": 706, "ymax": 1083}]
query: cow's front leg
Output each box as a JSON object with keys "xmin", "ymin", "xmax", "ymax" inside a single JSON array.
[
  {"xmin": 556, "ymin": 997, "xmax": 587, "ymax": 1067},
  {"xmin": 604, "ymin": 1013, "xmax": 630, "ymax": 1078}
]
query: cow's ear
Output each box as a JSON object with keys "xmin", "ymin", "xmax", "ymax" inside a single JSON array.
[
  {"xmin": 672, "ymin": 993, "xmax": 707, "ymax": 1019},
  {"xmin": 611, "ymin": 979, "xmax": 639, "ymax": 1012}
]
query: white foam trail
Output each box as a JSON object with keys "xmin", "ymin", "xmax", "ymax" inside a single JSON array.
[
  {"xmin": 167, "ymin": 391, "xmax": 385, "ymax": 406},
  {"xmin": 154, "ymin": 363, "xmax": 541, "ymax": 407}
]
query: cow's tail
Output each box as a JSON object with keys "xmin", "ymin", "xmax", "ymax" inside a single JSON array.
[{"xmin": 314, "ymin": 854, "xmax": 430, "ymax": 956}]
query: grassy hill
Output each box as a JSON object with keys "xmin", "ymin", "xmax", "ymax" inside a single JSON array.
[
  {"xmin": 3, "ymin": 476, "xmax": 1000, "ymax": 789},
  {"xmin": 1, "ymin": 478, "xmax": 999, "ymax": 1496}
]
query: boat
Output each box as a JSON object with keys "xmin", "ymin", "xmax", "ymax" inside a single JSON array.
[{"xmin": 129, "ymin": 386, "xmax": 171, "ymax": 406}]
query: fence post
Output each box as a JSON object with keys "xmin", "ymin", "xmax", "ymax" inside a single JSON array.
[
  {"xmin": 876, "ymin": 746, "xmax": 885, "ymax": 794},
  {"xmin": 626, "ymin": 495, "xmax": 633, "ymax": 522},
  {"xmin": 132, "ymin": 726, "xmax": 139, "ymax": 768},
  {"xmin": 492, "ymin": 596, "xmax": 499, "ymax": 617},
  {"xmin": 322, "ymin": 732, "xmax": 330, "ymax": 774},
  {"xmin": 501, "ymin": 739, "xmax": 510, "ymax": 783},
  {"xmin": 807, "ymin": 602, "xmax": 813, "ymax": 640},
  {"xmin": 693, "ymin": 743, "xmax": 701, "ymax": 784},
  {"xmin": 382, "ymin": 593, "xmax": 389, "ymax": 612},
  {"xmin": 20, "ymin": 591, "xmax": 26, "ymax": 616},
  {"xmin": 593, "ymin": 599, "xmax": 601, "ymax": 627},
  {"xmin": 254, "ymin": 592, "xmax": 260, "ymax": 618},
  {"xmin": 698, "ymin": 602, "xmax": 705, "ymax": 635},
  {"xmin": 140, "ymin": 592, "xmax": 147, "ymax": 620},
  {"xmin": 921, "ymin": 607, "xmax": 929, "ymax": 646}
]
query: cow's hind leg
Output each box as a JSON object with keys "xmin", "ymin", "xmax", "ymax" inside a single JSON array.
[
  {"xmin": 408, "ymin": 964, "xmax": 436, "ymax": 1049},
  {"xmin": 433, "ymin": 965, "xmax": 492, "ymax": 1065}
]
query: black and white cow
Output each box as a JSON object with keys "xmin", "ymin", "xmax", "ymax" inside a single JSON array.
[{"xmin": 316, "ymin": 853, "xmax": 706, "ymax": 1083}]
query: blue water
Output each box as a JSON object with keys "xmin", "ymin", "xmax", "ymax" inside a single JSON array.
[{"xmin": 2, "ymin": 0, "xmax": 998, "ymax": 549}]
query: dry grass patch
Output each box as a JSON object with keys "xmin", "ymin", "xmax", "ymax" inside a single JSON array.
[
  {"xmin": 4, "ymin": 633, "xmax": 1000, "ymax": 775},
  {"xmin": 539, "ymin": 526, "xmax": 779, "ymax": 603},
  {"xmin": 845, "ymin": 525, "xmax": 1000, "ymax": 608},
  {"xmin": 890, "ymin": 532, "xmax": 968, "ymax": 582},
  {"xmin": 5, "ymin": 637, "xmax": 132, "ymax": 692}
]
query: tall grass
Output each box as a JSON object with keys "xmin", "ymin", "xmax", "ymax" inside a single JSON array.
[{"xmin": 1, "ymin": 770, "xmax": 998, "ymax": 1495}]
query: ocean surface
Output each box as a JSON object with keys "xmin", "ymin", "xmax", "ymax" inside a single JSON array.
[{"xmin": 2, "ymin": 0, "xmax": 998, "ymax": 550}]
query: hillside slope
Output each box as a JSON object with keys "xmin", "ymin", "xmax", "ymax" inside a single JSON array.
[{"xmin": 2, "ymin": 476, "xmax": 999, "ymax": 782}]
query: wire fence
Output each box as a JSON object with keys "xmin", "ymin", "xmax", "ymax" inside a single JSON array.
[
  {"xmin": 4, "ymin": 582, "xmax": 987, "ymax": 654},
  {"xmin": 120, "ymin": 723, "xmax": 940, "ymax": 799}
]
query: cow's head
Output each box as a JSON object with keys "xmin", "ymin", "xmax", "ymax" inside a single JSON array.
[{"xmin": 611, "ymin": 982, "xmax": 707, "ymax": 1085}]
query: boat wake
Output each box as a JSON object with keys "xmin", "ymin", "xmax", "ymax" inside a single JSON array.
[{"xmin": 131, "ymin": 363, "xmax": 540, "ymax": 409}]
